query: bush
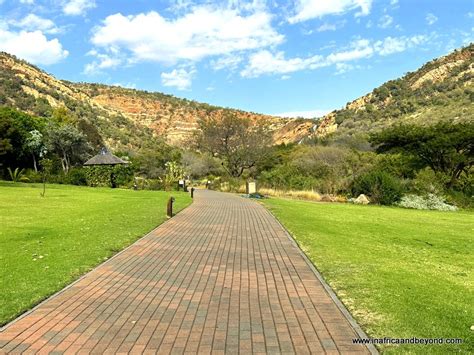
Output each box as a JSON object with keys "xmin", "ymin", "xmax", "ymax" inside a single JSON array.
[
  {"xmin": 352, "ymin": 171, "xmax": 404, "ymax": 205},
  {"xmin": 84, "ymin": 165, "xmax": 134, "ymax": 187},
  {"xmin": 23, "ymin": 169, "xmax": 42, "ymax": 183},
  {"xmin": 411, "ymin": 168, "xmax": 446, "ymax": 195},
  {"xmin": 65, "ymin": 168, "xmax": 88, "ymax": 186},
  {"xmin": 397, "ymin": 194, "xmax": 458, "ymax": 211},
  {"xmin": 445, "ymin": 191, "xmax": 473, "ymax": 209},
  {"xmin": 259, "ymin": 165, "xmax": 318, "ymax": 191}
]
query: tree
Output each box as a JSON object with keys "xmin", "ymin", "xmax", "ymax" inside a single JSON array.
[
  {"xmin": 196, "ymin": 114, "xmax": 271, "ymax": 178},
  {"xmin": 24, "ymin": 130, "xmax": 46, "ymax": 172},
  {"xmin": 370, "ymin": 122, "xmax": 474, "ymax": 187},
  {"xmin": 180, "ymin": 151, "xmax": 221, "ymax": 179},
  {"xmin": 0, "ymin": 107, "xmax": 43, "ymax": 171},
  {"xmin": 164, "ymin": 161, "xmax": 184, "ymax": 190},
  {"xmin": 46, "ymin": 123, "xmax": 90, "ymax": 173}
]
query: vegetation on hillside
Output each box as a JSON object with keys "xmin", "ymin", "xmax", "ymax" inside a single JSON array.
[{"xmin": 327, "ymin": 44, "xmax": 473, "ymax": 137}]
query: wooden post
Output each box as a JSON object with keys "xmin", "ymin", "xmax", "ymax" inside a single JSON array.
[
  {"xmin": 167, "ymin": 197, "xmax": 175, "ymax": 218},
  {"xmin": 191, "ymin": 187, "xmax": 195, "ymax": 198}
]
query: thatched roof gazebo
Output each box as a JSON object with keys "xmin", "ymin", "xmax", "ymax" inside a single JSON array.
[
  {"xmin": 84, "ymin": 148, "xmax": 128, "ymax": 166},
  {"xmin": 83, "ymin": 148, "xmax": 128, "ymax": 188}
]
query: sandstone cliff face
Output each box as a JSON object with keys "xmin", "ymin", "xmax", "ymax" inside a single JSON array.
[
  {"xmin": 0, "ymin": 52, "xmax": 315, "ymax": 147},
  {"xmin": 85, "ymin": 87, "xmax": 298, "ymax": 145},
  {"xmin": 307, "ymin": 44, "xmax": 473, "ymax": 140},
  {"xmin": 2, "ymin": 43, "xmax": 471, "ymax": 147},
  {"xmin": 411, "ymin": 60, "xmax": 467, "ymax": 89}
]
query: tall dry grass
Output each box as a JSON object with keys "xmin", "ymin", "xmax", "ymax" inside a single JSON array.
[{"xmin": 259, "ymin": 188, "xmax": 347, "ymax": 203}]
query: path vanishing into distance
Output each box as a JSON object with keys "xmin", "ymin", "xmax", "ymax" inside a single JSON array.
[{"xmin": 0, "ymin": 190, "xmax": 375, "ymax": 354}]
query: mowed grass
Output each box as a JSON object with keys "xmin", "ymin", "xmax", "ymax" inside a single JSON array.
[
  {"xmin": 263, "ymin": 198, "xmax": 474, "ymax": 354},
  {"xmin": 0, "ymin": 182, "xmax": 191, "ymax": 326}
]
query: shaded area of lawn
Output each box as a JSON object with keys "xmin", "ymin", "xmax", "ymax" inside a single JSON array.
[
  {"xmin": 0, "ymin": 182, "xmax": 191, "ymax": 325},
  {"xmin": 263, "ymin": 198, "xmax": 473, "ymax": 354}
]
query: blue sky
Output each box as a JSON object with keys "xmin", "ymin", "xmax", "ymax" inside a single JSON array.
[{"xmin": 0, "ymin": 0, "xmax": 472, "ymax": 117}]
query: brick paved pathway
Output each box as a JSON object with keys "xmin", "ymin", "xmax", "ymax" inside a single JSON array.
[{"xmin": 1, "ymin": 190, "xmax": 374, "ymax": 354}]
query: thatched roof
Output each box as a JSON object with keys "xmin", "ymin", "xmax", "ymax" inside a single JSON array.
[{"xmin": 84, "ymin": 149, "xmax": 128, "ymax": 166}]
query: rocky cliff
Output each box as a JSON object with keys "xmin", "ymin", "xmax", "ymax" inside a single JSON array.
[
  {"xmin": 1, "ymin": 43, "xmax": 472, "ymax": 149},
  {"xmin": 309, "ymin": 44, "xmax": 473, "ymax": 139},
  {"xmin": 0, "ymin": 52, "xmax": 314, "ymax": 149}
]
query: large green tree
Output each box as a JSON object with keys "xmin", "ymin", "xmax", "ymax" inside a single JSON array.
[
  {"xmin": 0, "ymin": 107, "xmax": 43, "ymax": 171},
  {"xmin": 46, "ymin": 123, "xmax": 90, "ymax": 173},
  {"xmin": 197, "ymin": 114, "xmax": 271, "ymax": 178},
  {"xmin": 370, "ymin": 122, "xmax": 474, "ymax": 187}
]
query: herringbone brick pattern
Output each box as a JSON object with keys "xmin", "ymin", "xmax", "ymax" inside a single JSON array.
[{"xmin": 0, "ymin": 190, "xmax": 371, "ymax": 354}]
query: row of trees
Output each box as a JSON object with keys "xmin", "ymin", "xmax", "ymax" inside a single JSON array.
[
  {"xmin": 0, "ymin": 107, "xmax": 93, "ymax": 176},
  {"xmin": 194, "ymin": 115, "xmax": 473, "ymax": 207},
  {"xmin": 0, "ymin": 106, "xmax": 181, "ymax": 188},
  {"xmin": 2, "ymin": 103, "xmax": 472, "ymax": 207}
]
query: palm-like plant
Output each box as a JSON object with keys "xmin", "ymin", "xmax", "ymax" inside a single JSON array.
[{"xmin": 7, "ymin": 167, "xmax": 29, "ymax": 183}]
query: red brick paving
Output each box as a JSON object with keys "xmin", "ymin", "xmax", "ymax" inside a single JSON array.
[{"xmin": 1, "ymin": 190, "xmax": 374, "ymax": 354}]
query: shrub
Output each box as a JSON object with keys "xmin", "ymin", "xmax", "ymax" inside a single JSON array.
[
  {"xmin": 84, "ymin": 165, "xmax": 134, "ymax": 187},
  {"xmin": 411, "ymin": 168, "xmax": 446, "ymax": 195},
  {"xmin": 259, "ymin": 165, "xmax": 318, "ymax": 191},
  {"xmin": 23, "ymin": 169, "xmax": 42, "ymax": 183},
  {"xmin": 66, "ymin": 168, "xmax": 88, "ymax": 186},
  {"xmin": 397, "ymin": 194, "xmax": 458, "ymax": 211},
  {"xmin": 445, "ymin": 190, "xmax": 473, "ymax": 209},
  {"xmin": 352, "ymin": 171, "xmax": 404, "ymax": 205},
  {"xmin": 7, "ymin": 167, "xmax": 29, "ymax": 183}
]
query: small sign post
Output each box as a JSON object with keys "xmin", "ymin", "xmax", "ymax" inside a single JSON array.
[{"xmin": 246, "ymin": 181, "xmax": 257, "ymax": 195}]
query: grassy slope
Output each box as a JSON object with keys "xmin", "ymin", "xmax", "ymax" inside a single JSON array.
[
  {"xmin": 263, "ymin": 198, "xmax": 474, "ymax": 354},
  {"xmin": 0, "ymin": 182, "xmax": 191, "ymax": 325}
]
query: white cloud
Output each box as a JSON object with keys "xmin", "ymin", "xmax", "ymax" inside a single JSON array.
[
  {"xmin": 426, "ymin": 13, "xmax": 438, "ymax": 25},
  {"xmin": 374, "ymin": 35, "xmax": 427, "ymax": 56},
  {"xmin": 161, "ymin": 67, "xmax": 195, "ymax": 90},
  {"xmin": 378, "ymin": 15, "xmax": 393, "ymax": 29},
  {"xmin": 326, "ymin": 38, "xmax": 373, "ymax": 63},
  {"xmin": 335, "ymin": 62, "xmax": 357, "ymax": 74},
  {"xmin": 84, "ymin": 52, "xmax": 122, "ymax": 74},
  {"xmin": 289, "ymin": 0, "xmax": 373, "ymax": 24},
  {"xmin": 211, "ymin": 55, "xmax": 243, "ymax": 71},
  {"xmin": 62, "ymin": 0, "xmax": 96, "ymax": 16},
  {"xmin": 90, "ymin": 6, "xmax": 283, "ymax": 66},
  {"xmin": 276, "ymin": 109, "xmax": 331, "ymax": 118},
  {"xmin": 241, "ymin": 35, "xmax": 427, "ymax": 78},
  {"xmin": 317, "ymin": 23, "xmax": 337, "ymax": 32},
  {"xmin": 111, "ymin": 82, "xmax": 136, "ymax": 89},
  {"xmin": 19, "ymin": 0, "xmax": 35, "ymax": 4},
  {"xmin": 11, "ymin": 14, "xmax": 59, "ymax": 34},
  {"xmin": 0, "ymin": 29, "xmax": 68, "ymax": 65},
  {"xmin": 241, "ymin": 50, "xmax": 326, "ymax": 78}
]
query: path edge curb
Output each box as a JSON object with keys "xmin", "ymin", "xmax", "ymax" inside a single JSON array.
[
  {"xmin": 261, "ymin": 201, "xmax": 379, "ymax": 355},
  {"xmin": 0, "ymin": 194, "xmax": 194, "ymax": 332}
]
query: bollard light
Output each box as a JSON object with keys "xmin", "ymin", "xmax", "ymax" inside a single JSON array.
[{"xmin": 167, "ymin": 197, "xmax": 175, "ymax": 218}]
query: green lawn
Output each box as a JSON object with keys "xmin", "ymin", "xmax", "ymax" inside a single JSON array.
[
  {"xmin": 0, "ymin": 182, "xmax": 191, "ymax": 326},
  {"xmin": 263, "ymin": 198, "xmax": 473, "ymax": 354}
]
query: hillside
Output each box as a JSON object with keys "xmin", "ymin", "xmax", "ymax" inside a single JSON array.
[
  {"xmin": 1, "ymin": 44, "xmax": 472, "ymax": 151},
  {"xmin": 0, "ymin": 52, "xmax": 313, "ymax": 151},
  {"xmin": 311, "ymin": 44, "xmax": 473, "ymax": 139}
]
